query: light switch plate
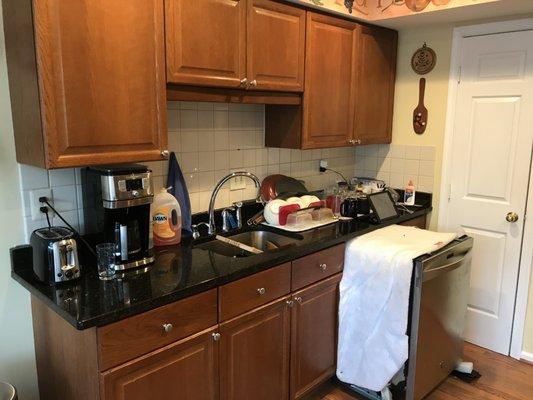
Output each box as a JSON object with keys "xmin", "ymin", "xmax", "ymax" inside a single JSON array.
[
  {"xmin": 29, "ymin": 188, "xmax": 54, "ymax": 221},
  {"xmin": 230, "ymin": 177, "xmax": 246, "ymax": 191}
]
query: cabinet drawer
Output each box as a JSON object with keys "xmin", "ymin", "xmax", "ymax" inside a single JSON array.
[
  {"xmin": 219, "ymin": 263, "xmax": 291, "ymax": 321},
  {"xmin": 292, "ymin": 244, "xmax": 345, "ymax": 291},
  {"xmin": 97, "ymin": 289, "xmax": 217, "ymax": 371},
  {"xmin": 399, "ymin": 215, "xmax": 427, "ymax": 229}
]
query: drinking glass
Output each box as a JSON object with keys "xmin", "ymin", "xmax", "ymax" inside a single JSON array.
[{"xmin": 96, "ymin": 243, "xmax": 116, "ymax": 280}]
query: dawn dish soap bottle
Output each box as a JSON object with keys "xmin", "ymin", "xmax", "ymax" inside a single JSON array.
[{"xmin": 152, "ymin": 187, "xmax": 182, "ymax": 246}]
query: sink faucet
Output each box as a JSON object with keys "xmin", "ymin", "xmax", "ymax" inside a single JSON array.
[{"xmin": 207, "ymin": 171, "xmax": 261, "ymax": 236}]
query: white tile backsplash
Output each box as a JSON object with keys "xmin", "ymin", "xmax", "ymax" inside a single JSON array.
[
  {"xmin": 354, "ymin": 144, "xmax": 436, "ymax": 193},
  {"xmin": 18, "ymin": 164, "xmax": 49, "ymax": 190}
]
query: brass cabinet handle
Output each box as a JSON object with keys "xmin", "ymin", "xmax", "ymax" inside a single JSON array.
[
  {"xmin": 506, "ymin": 212, "xmax": 519, "ymax": 223},
  {"xmin": 162, "ymin": 323, "xmax": 173, "ymax": 333}
]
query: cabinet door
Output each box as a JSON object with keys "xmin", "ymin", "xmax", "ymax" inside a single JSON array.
[
  {"xmin": 165, "ymin": 0, "xmax": 246, "ymax": 88},
  {"xmin": 101, "ymin": 327, "xmax": 219, "ymax": 400},
  {"xmin": 302, "ymin": 13, "xmax": 359, "ymax": 149},
  {"xmin": 354, "ymin": 25, "xmax": 397, "ymax": 145},
  {"xmin": 33, "ymin": 0, "xmax": 167, "ymax": 168},
  {"xmin": 220, "ymin": 297, "xmax": 291, "ymax": 400},
  {"xmin": 247, "ymin": 0, "xmax": 306, "ymax": 92},
  {"xmin": 290, "ymin": 274, "xmax": 341, "ymax": 399}
]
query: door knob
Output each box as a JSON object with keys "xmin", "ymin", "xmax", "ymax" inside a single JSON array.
[{"xmin": 506, "ymin": 212, "xmax": 519, "ymax": 223}]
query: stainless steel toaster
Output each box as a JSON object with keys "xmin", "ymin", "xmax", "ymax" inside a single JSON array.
[{"xmin": 30, "ymin": 227, "xmax": 81, "ymax": 285}]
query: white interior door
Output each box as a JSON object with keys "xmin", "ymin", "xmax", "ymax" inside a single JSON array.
[{"xmin": 444, "ymin": 30, "xmax": 533, "ymax": 355}]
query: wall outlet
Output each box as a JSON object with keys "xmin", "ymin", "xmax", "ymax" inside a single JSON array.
[
  {"xmin": 230, "ymin": 177, "xmax": 246, "ymax": 191},
  {"xmin": 319, "ymin": 159, "xmax": 328, "ymax": 172},
  {"xmin": 30, "ymin": 189, "xmax": 54, "ymax": 221}
]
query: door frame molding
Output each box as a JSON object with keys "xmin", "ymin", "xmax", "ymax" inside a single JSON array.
[{"xmin": 438, "ymin": 18, "xmax": 533, "ymax": 360}]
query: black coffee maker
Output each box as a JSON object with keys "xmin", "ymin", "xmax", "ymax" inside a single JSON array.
[{"xmin": 82, "ymin": 164, "xmax": 154, "ymax": 271}]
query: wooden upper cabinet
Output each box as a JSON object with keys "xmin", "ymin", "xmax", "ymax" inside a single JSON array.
[
  {"xmin": 3, "ymin": 0, "xmax": 168, "ymax": 168},
  {"xmin": 290, "ymin": 274, "xmax": 341, "ymax": 399},
  {"xmin": 165, "ymin": 0, "xmax": 246, "ymax": 88},
  {"xmin": 101, "ymin": 327, "xmax": 219, "ymax": 400},
  {"xmin": 247, "ymin": 0, "xmax": 306, "ymax": 92},
  {"xmin": 353, "ymin": 25, "xmax": 398, "ymax": 145},
  {"xmin": 302, "ymin": 12, "xmax": 359, "ymax": 149},
  {"xmin": 220, "ymin": 297, "xmax": 291, "ymax": 400}
]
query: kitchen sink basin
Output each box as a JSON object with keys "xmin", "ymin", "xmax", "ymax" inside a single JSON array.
[{"xmin": 197, "ymin": 229, "xmax": 303, "ymax": 258}]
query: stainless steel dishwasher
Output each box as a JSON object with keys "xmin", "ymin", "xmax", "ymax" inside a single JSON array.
[
  {"xmin": 405, "ymin": 235, "xmax": 474, "ymax": 399},
  {"xmin": 343, "ymin": 235, "xmax": 474, "ymax": 400}
]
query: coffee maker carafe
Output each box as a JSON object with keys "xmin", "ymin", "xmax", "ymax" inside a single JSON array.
[{"xmin": 82, "ymin": 164, "xmax": 154, "ymax": 271}]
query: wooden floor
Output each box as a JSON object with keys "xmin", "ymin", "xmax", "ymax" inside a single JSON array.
[{"xmin": 302, "ymin": 343, "xmax": 533, "ymax": 400}]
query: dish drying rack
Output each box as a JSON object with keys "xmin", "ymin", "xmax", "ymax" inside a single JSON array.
[{"xmin": 262, "ymin": 201, "xmax": 339, "ymax": 233}]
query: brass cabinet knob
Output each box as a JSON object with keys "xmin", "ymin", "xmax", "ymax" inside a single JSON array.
[
  {"xmin": 257, "ymin": 287, "xmax": 266, "ymax": 295},
  {"xmin": 286, "ymin": 299, "xmax": 294, "ymax": 308},
  {"xmin": 212, "ymin": 332, "xmax": 221, "ymax": 341},
  {"xmin": 294, "ymin": 296, "xmax": 303, "ymax": 304},
  {"xmin": 506, "ymin": 212, "xmax": 519, "ymax": 223},
  {"xmin": 348, "ymin": 139, "xmax": 355, "ymax": 145},
  {"xmin": 319, "ymin": 263, "xmax": 327, "ymax": 271},
  {"xmin": 240, "ymin": 78, "xmax": 248, "ymax": 87},
  {"xmin": 161, "ymin": 150, "xmax": 169, "ymax": 158},
  {"xmin": 356, "ymin": 139, "xmax": 362, "ymax": 144},
  {"xmin": 162, "ymin": 323, "xmax": 173, "ymax": 333},
  {"xmin": 250, "ymin": 79, "xmax": 257, "ymax": 87}
]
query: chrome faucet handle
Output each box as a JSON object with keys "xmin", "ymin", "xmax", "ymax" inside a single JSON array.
[
  {"xmin": 221, "ymin": 207, "xmax": 236, "ymax": 232},
  {"xmin": 191, "ymin": 222, "xmax": 210, "ymax": 240},
  {"xmin": 232, "ymin": 202, "xmax": 243, "ymax": 229}
]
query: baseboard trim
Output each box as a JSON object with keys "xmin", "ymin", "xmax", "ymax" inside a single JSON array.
[{"xmin": 521, "ymin": 351, "xmax": 533, "ymax": 365}]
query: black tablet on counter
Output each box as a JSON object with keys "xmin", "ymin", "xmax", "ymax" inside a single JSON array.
[{"xmin": 368, "ymin": 191, "xmax": 399, "ymax": 223}]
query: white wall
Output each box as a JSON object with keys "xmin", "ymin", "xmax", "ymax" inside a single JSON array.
[{"xmin": 0, "ymin": 6, "xmax": 39, "ymax": 399}]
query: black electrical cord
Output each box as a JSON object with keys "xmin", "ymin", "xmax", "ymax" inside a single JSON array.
[
  {"xmin": 39, "ymin": 197, "xmax": 97, "ymax": 258},
  {"xmin": 40, "ymin": 206, "xmax": 52, "ymax": 228}
]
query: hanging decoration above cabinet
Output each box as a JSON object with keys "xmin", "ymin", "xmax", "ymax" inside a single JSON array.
[
  {"xmin": 411, "ymin": 42, "xmax": 437, "ymax": 75},
  {"xmin": 413, "ymin": 78, "xmax": 428, "ymax": 135}
]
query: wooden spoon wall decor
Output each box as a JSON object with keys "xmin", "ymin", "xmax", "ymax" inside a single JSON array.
[{"xmin": 413, "ymin": 78, "xmax": 428, "ymax": 134}]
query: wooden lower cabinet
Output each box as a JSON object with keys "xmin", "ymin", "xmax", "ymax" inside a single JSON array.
[
  {"xmin": 290, "ymin": 274, "xmax": 342, "ymax": 399},
  {"xmin": 219, "ymin": 296, "xmax": 291, "ymax": 400},
  {"xmin": 100, "ymin": 326, "xmax": 219, "ymax": 400}
]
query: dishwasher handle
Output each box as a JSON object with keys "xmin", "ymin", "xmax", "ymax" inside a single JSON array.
[{"xmin": 422, "ymin": 250, "xmax": 471, "ymax": 282}]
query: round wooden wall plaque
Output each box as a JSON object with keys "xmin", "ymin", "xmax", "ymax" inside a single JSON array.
[{"xmin": 411, "ymin": 43, "xmax": 436, "ymax": 75}]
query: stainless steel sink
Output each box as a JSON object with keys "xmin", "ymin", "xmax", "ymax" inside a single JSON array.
[{"xmin": 197, "ymin": 229, "xmax": 302, "ymax": 258}]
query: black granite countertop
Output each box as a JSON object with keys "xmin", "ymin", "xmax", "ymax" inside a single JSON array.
[{"xmin": 11, "ymin": 204, "xmax": 431, "ymax": 330}]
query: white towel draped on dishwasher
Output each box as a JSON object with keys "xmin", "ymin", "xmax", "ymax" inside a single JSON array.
[{"xmin": 336, "ymin": 224, "xmax": 456, "ymax": 392}]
